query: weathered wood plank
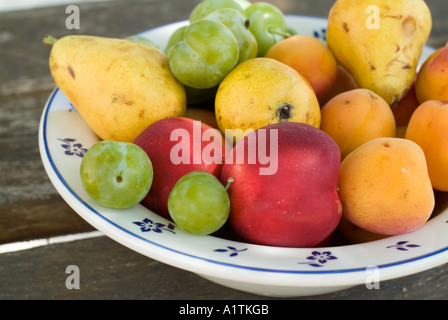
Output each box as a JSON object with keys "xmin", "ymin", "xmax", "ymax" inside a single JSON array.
[{"xmin": 0, "ymin": 91, "xmax": 96, "ymax": 244}]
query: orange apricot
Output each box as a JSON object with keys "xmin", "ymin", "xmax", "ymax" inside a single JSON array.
[
  {"xmin": 405, "ymin": 100, "xmax": 448, "ymax": 191},
  {"xmin": 265, "ymin": 35, "xmax": 338, "ymax": 102},
  {"xmin": 338, "ymin": 137, "xmax": 435, "ymax": 235},
  {"xmin": 320, "ymin": 88, "xmax": 396, "ymax": 160},
  {"xmin": 415, "ymin": 45, "xmax": 448, "ymax": 104}
]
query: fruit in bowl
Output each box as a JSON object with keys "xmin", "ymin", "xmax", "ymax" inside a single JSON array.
[
  {"xmin": 405, "ymin": 100, "xmax": 448, "ymax": 192},
  {"xmin": 46, "ymin": 35, "xmax": 186, "ymax": 142},
  {"xmin": 265, "ymin": 34, "xmax": 338, "ymax": 102},
  {"xmin": 326, "ymin": 0, "xmax": 432, "ymax": 105},
  {"xmin": 168, "ymin": 18, "xmax": 240, "ymax": 89},
  {"xmin": 338, "ymin": 137, "xmax": 435, "ymax": 235},
  {"xmin": 133, "ymin": 117, "xmax": 231, "ymax": 219},
  {"xmin": 189, "ymin": 0, "xmax": 246, "ymax": 22},
  {"xmin": 415, "ymin": 43, "xmax": 448, "ymax": 103},
  {"xmin": 168, "ymin": 171, "xmax": 232, "ymax": 235},
  {"xmin": 80, "ymin": 140, "xmax": 154, "ymax": 209},
  {"xmin": 205, "ymin": 8, "xmax": 258, "ymax": 64},
  {"xmin": 39, "ymin": 0, "xmax": 448, "ymax": 298},
  {"xmin": 215, "ymin": 57, "xmax": 321, "ymax": 144},
  {"xmin": 320, "ymin": 88, "xmax": 396, "ymax": 160},
  {"xmin": 221, "ymin": 122, "xmax": 342, "ymax": 248},
  {"xmin": 244, "ymin": 1, "xmax": 290, "ymax": 57}
]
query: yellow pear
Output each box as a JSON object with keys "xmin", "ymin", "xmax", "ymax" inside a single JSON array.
[
  {"xmin": 47, "ymin": 35, "xmax": 186, "ymax": 142},
  {"xmin": 326, "ymin": 0, "xmax": 432, "ymax": 105},
  {"xmin": 215, "ymin": 57, "xmax": 321, "ymax": 143}
]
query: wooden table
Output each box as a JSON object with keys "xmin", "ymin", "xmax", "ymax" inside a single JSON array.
[{"xmin": 1, "ymin": 0, "xmax": 448, "ymax": 301}]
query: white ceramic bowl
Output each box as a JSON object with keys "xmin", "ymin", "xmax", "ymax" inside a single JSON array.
[{"xmin": 38, "ymin": 15, "xmax": 448, "ymax": 297}]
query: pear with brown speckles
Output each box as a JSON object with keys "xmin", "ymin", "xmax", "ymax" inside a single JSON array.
[
  {"xmin": 47, "ymin": 35, "xmax": 186, "ymax": 142},
  {"xmin": 326, "ymin": 0, "xmax": 432, "ymax": 105},
  {"xmin": 215, "ymin": 57, "xmax": 321, "ymax": 144}
]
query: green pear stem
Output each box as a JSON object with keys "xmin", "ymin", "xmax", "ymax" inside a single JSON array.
[
  {"xmin": 268, "ymin": 27, "xmax": 291, "ymax": 39},
  {"xmin": 43, "ymin": 35, "xmax": 58, "ymax": 46},
  {"xmin": 225, "ymin": 177, "xmax": 234, "ymax": 191}
]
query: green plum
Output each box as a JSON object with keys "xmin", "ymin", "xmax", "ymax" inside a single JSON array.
[
  {"xmin": 234, "ymin": 0, "xmax": 252, "ymax": 10},
  {"xmin": 205, "ymin": 8, "xmax": 258, "ymax": 63},
  {"xmin": 165, "ymin": 25, "xmax": 187, "ymax": 56},
  {"xmin": 190, "ymin": 0, "xmax": 246, "ymax": 22},
  {"xmin": 169, "ymin": 19, "xmax": 239, "ymax": 89},
  {"xmin": 126, "ymin": 35, "xmax": 159, "ymax": 49},
  {"xmin": 245, "ymin": 2, "xmax": 290, "ymax": 56},
  {"xmin": 165, "ymin": 26, "xmax": 219, "ymax": 105},
  {"xmin": 168, "ymin": 171, "xmax": 232, "ymax": 235},
  {"xmin": 80, "ymin": 140, "xmax": 153, "ymax": 209}
]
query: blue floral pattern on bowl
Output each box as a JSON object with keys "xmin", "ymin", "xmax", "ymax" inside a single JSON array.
[
  {"xmin": 297, "ymin": 251, "xmax": 338, "ymax": 267},
  {"xmin": 133, "ymin": 218, "xmax": 176, "ymax": 234},
  {"xmin": 58, "ymin": 138, "xmax": 88, "ymax": 157},
  {"xmin": 387, "ymin": 241, "xmax": 420, "ymax": 251},
  {"xmin": 313, "ymin": 28, "xmax": 326, "ymax": 41},
  {"xmin": 214, "ymin": 246, "xmax": 248, "ymax": 257}
]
